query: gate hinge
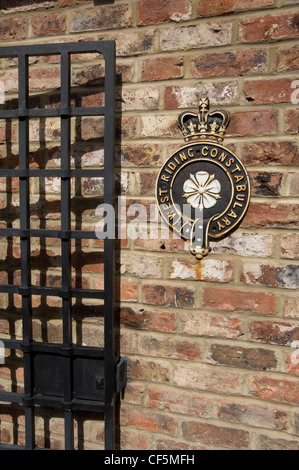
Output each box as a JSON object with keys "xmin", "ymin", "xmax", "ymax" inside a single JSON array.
[{"xmin": 116, "ymin": 357, "xmax": 127, "ymax": 394}]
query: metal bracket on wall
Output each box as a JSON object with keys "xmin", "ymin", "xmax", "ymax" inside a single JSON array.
[{"xmin": 0, "ymin": 41, "xmax": 127, "ymax": 450}]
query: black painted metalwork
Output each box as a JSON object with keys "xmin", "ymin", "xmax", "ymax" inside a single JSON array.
[
  {"xmin": 156, "ymin": 98, "xmax": 250, "ymax": 261},
  {"xmin": 0, "ymin": 41, "xmax": 126, "ymax": 450}
]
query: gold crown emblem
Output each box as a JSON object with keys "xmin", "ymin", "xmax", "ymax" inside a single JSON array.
[{"xmin": 178, "ymin": 97, "xmax": 230, "ymax": 144}]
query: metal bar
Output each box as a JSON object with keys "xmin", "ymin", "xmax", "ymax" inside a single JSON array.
[
  {"xmin": 0, "ymin": 285, "xmax": 105, "ymax": 298},
  {"xmin": 0, "ymin": 107, "xmax": 105, "ymax": 119},
  {"xmin": 18, "ymin": 52, "xmax": 35, "ymax": 451},
  {"xmin": 14, "ymin": 341, "xmax": 105, "ymax": 358},
  {"xmin": 64, "ymin": 411, "xmax": 73, "ymax": 450},
  {"xmin": 103, "ymin": 42, "xmax": 116, "ymax": 451},
  {"xmin": 0, "ymin": 339, "xmax": 23, "ymax": 350},
  {"xmin": 0, "ymin": 40, "xmax": 114, "ymax": 57},
  {"xmin": 0, "ymin": 392, "xmax": 23, "ymax": 403},
  {"xmin": 60, "ymin": 50, "xmax": 74, "ymax": 451},
  {"xmin": 24, "ymin": 395, "xmax": 105, "ymax": 412},
  {"xmin": 0, "ymin": 229, "xmax": 103, "ymax": 240},
  {"xmin": 0, "ymin": 443, "xmax": 27, "ymax": 450},
  {"xmin": 0, "ymin": 284, "xmax": 19, "ymax": 293},
  {"xmin": 0, "ymin": 169, "xmax": 104, "ymax": 177}
]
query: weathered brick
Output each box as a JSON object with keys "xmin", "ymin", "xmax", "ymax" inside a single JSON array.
[
  {"xmin": 289, "ymin": 172, "xmax": 299, "ymax": 197},
  {"xmin": 249, "ymin": 171, "xmax": 283, "ymax": 196},
  {"xmin": 117, "ymin": 144, "xmax": 161, "ymax": 167},
  {"xmin": 120, "ymin": 253, "xmax": 162, "ymax": 278},
  {"xmin": 71, "ymin": 145, "xmax": 105, "ymax": 168},
  {"xmin": 180, "ymin": 312, "xmax": 242, "ymax": 338},
  {"xmin": 128, "ymin": 358, "xmax": 171, "ymax": 383},
  {"xmin": 117, "ymin": 116, "xmax": 138, "ymax": 140},
  {"xmin": 117, "ymin": 280, "xmax": 138, "ymax": 302},
  {"xmin": 276, "ymin": 45, "xmax": 299, "ymax": 72},
  {"xmin": 80, "ymin": 116, "xmax": 137, "ymax": 141},
  {"xmin": 203, "ymin": 287, "xmax": 276, "ymax": 315},
  {"xmin": 137, "ymin": 169, "xmax": 159, "ymax": 196},
  {"xmin": 121, "ymin": 331, "xmax": 136, "ymax": 355},
  {"xmin": 242, "ymin": 202, "xmax": 299, "ymax": 228},
  {"xmin": 135, "ymin": 229, "xmax": 187, "ymax": 253},
  {"xmin": 29, "ymin": 67, "xmax": 62, "ymax": 91},
  {"xmin": 164, "ymin": 81, "xmax": 237, "ymax": 109},
  {"xmin": 191, "ymin": 48, "xmax": 268, "ymax": 77},
  {"xmin": 249, "ymin": 376, "xmax": 299, "ymax": 404},
  {"xmin": 141, "ymin": 114, "xmax": 180, "ymax": 138},
  {"xmin": 0, "ymin": 0, "xmax": 55, "ymax": 12},
  {"xmin": 249, "ymin": 320, "xmax": 299, "ymax": 346},
  {"xmin": 31, "ymin": 12, "xmax": 66, "ymax": 36},
  {"xmin": 173, "ymin": 365, "xmax": 243, "ymax": 393},
  {"xmin": 218, "ymin": 400, "xmax": 287, "ymax": 430},
  {"xmin": 160, "ymin": 22, "xmax": 232, "ymax": 51},
  {"xmin": 281, "ymin": 233, "xmax": 299, "ymax": 259},
  {"xmin": 0, "ymin": 69, "xmax": 18, "ymax": 94},
  {"xmin": 169, "ymin": 258, "xmax": 233, "ymax": 282},
  {"xmin": 72, "ymin": 64, "xmax": 105, "ymax": 86},
  {"xmin": 241, "ymin": 262, "xmax": 299, "ymax": 289},
  {"xmin": 76, "ymin": 321, "xmax": 104, "ymax": 348},
  {"xmin": 147, "ymin": 386, "xmax": 212, "ymax": 417},
  {"xmin": 116, "ymin": 62, "xmax": 135, "ymax": 83},
  {"xmin": 121, "ymin": 406, "xmax": 176, "ymax": 435},
  {"xmin": 211, "ymin": 232, "xmax": 274, "ymax": 257},
  {"xmin": 209, "ymin": 344, "xmax": 277, "ymax": 370},
  {"xmin": 122, "ymin": 382, "xmax": 145, "ymax": 406},
  {"xmin": 0, "ymin": 16, "xmax": 27, "ymax": 40},
  {"xmin": 120, "ymin": 307, "xmax": 176, "ymax": 332},
  {"xmin": 256, "ymin": 435, "xmax": 299, "ymax": 450},
  {"xmin": 70, "ymin": 4, "xmax": 132, "ymax": 32},
  {"xmin": 104, "ymin": 30, "xmax": 154, "ymax": 57},
  {"xmin": 284, "ymin": 295, "xmax": 299, "ymax": 319},
  {"xmin": 286, "ymin": 350, "xmax": 299, "ymax": 376},
  {"xmin": 244, "ymin": 78, "xmax": 295, "ymax": 104},
  {"xmin": 119, "ymin": 196, "xmax": 154, "ymax": 223},
  {"xmin": 29, "ymin": 118, "xmax": 61, "ymax": 142},
  {"xmin": 0, "ymin": 425, "xmax": 11, "ymax": 445},
  {"xmin": 120, "ymin": 429, "xmax": 150, "ymax": 450},
  {"xmin": 138, "ymin": 0, "xmax": 192, "ymax": 25},
  {"xmin": 285, "ymin": 109, "xmax": 299, "ymax": 134},
  {"xmin": 141, "ymin": 57, "xmax": 184, "ymax": 81},
  {"xmin": 142, "ymin": 283, "xmax": 195, "ymax": 308},
  {"xmin": 182, "ymin": 421, "xmax": 249, "ymax": 449},
  {"xmin": 117, "ymin": 87, "xmax": 159, "ymax": 112},
  {"xmin": 0, "ymin": 120, "xmax": 18, "ymax": 144},
  {"xmin": 138, "ymin": 334, "xmax": 202, "ymax": 361},
  {"xmin": 0, "ymin": 364, "xmax": 24, "ymax": 386},
  {"xmin": 227, "ymin": 109, "xmax": 278, "ymax": 136},
  {"xmin": 157, "ymin": 438, "xmax": 206, "ymax": 451},
  {"xmin": 240, "ymin": 13, "xmax": 299, "ymax": 43},
  {"xmin": 197, "ymin": 0, "xmax": 273, "ymax": 17},
  {"xmin": 242, "ymin": 141, "xmax": 299, "ymax": 166}
]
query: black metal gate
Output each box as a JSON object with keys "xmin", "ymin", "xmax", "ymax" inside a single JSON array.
[{"xmin": 0, "ymin": 41, "xmax": 126, "ymax": 450}]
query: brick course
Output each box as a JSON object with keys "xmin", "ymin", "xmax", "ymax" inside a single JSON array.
[{"xmin": 0, "ymin": 0, "xmax": 298, "ymax": 451}]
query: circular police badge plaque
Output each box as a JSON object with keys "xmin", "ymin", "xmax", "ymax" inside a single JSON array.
[{"xmin": 156, "ymin": 98, "xmax": 250, "ymax": 259}]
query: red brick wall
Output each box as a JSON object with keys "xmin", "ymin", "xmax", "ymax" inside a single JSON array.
[{"xmin": 0, "ymin": 0, "xmax": 298, "ymax": 450}]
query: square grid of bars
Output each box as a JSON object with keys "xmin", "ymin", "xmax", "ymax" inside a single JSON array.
[{"xmin": 0, "ymin": 42, "xmax": 117, "ymax": 450}]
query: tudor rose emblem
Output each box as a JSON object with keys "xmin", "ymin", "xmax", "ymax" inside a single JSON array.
[{"xmin": 156, "ymin": 98, "xmax": 250, "ymax": 260}]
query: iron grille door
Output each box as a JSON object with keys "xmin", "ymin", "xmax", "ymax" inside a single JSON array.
[{"xmin": 0, "ymin": 41, "xmax": 125, "ymax": 450}]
